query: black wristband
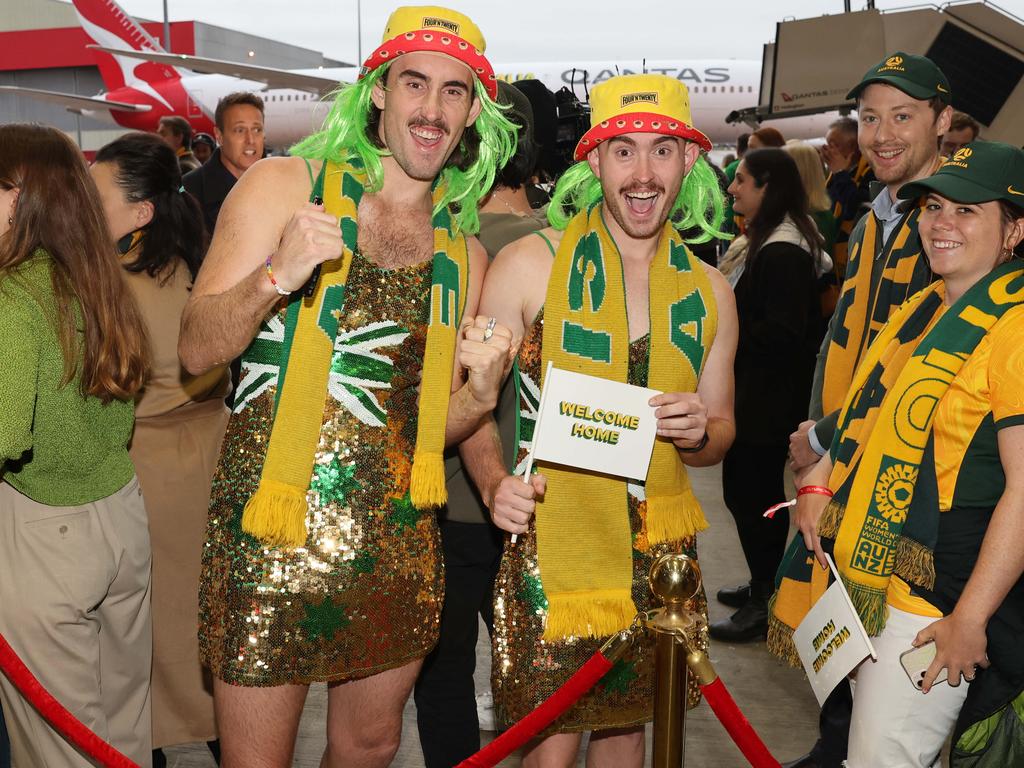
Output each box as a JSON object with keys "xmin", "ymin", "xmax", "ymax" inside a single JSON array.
[{"xmin": 678, "ymin": 431, "xmax": 709, "ymax": 453}]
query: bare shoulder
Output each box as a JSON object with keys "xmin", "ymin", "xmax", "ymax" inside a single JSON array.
[
  {"xmin": 699, "ymin": 260, "xmax": 736, "ymax": 312},
  {"xmin": 492, "ymin": 226, "xmax": 561, "ymax": 275},
  {"xmin": 195, "ymin": 156, "xmax": 320, "ymax": 295}
]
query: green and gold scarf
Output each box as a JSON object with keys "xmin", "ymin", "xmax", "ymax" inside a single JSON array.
[
  {"xmin": 770, "ymin": 260, "xmax": 1024, "ymax": 663},
  {"xmin": 822, "ymin": 207, "xmax": 933, "ymax": 414},
  {"xmin": 536, "ymin": 204, "xmax": 717, "ymax": 640},
  {"xmin": 241, "ymin": 158, "xmax": 468, "ymax": 547}
]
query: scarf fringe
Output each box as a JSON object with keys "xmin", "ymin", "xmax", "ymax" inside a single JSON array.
[
  {"xmin": 817, "ymin": 498, "xmax": 845, "ymax": 539},
  {"xmin": 241, "ymin": 479, "xmax": 309, "ymax": 548},
  {"xmin": 645, "ymin": 493, "xmax": 708, "ymax": 545},
  {"xmin": 842, "ymin": 577, "xmax": 888, "ymax": 636},
  {"xmin": 542, "ymin": 590, "xmax": 637, "ymax": 642},
  {"xmin": 766, "ymin": 599, "xmax": 802, "ymax": 669},
  {"xmin": 894, "ymin": 536, "xmax": 936, "ymax": 590},
  {"xmin": 410, "ymin": 451, "xmax": 447, "ymax": 509}
]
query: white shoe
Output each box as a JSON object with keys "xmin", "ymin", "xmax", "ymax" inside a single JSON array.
[{"xmin": 476, "ymin": 690, "xmax": 496, "ymax": 732}]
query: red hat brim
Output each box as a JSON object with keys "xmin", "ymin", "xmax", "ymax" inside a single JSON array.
[
  {"xmin": 574, "ymin": 111, "xmax": 712, "ymax": 161},
  {"xmin": 360, "ymin": 31, "xmax": 497, "ymax": 100}
]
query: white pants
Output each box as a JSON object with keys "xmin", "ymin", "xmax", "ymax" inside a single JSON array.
[{"xmin": 846, "ymin": 604, "xmax": 969, "ymax": 768}]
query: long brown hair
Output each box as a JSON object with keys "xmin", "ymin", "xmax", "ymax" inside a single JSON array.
[{"xmin": 0, "ymin": 124, "xmax": 147, "ymax": 402}]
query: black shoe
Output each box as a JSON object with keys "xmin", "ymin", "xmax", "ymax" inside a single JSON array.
[
  {"xmin": 152, "ymin": 749, "xmax": 167, "ymax": 768},
  {"xmin": 709, "ymin": 582, "xmax": 770, "ymax": 642},
  {"xmin": 716, "ymin": 581, "xmax": 751, "ymax": 608},
  {"xmin": 780, "ymin": 753, "xmax": 818, "ymax": 768}
]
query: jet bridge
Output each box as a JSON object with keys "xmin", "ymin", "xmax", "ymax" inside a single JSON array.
[{"xmin": 729, "ymin": 1, "xmax": 1024, "ymax": 145}]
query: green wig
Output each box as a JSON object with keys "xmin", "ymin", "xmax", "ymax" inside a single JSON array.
[
  {"xmin": 291, "ymin": 64, "xmax": 517, "ymax": 236},
  {"xmin": 547, "ymin": 154, "xmax": 730, "ymax": 244}
]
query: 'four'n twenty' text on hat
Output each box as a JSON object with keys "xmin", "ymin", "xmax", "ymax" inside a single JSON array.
[
  {"xmin": 574, "ymin": 74, "xmax": 712, "ymax": 162},
  {"xmin": 359, "ymin": 5, "xmax": 497, "ymax": 100}
]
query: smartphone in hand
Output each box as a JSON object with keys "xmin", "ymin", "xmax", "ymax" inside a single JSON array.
[{"xmin": 900, "ymin": 642, "xmax": 948, "ymax": 689}]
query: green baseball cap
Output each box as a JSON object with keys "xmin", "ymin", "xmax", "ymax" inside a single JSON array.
[
  {"xmin": 897, "ymin": 141, "xmax": 1024, "ymax": 208},
  {"xmin": 846, "ymin": 51, "xmax": 952, "ymax": 104}
]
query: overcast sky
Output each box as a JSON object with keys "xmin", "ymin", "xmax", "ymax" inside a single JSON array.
[{"xmin": 116, "ymin": 0, "xmax": 1024, "ymax": 65}]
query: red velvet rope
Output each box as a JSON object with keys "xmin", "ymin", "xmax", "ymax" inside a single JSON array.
[
  {"xmin": 0, "ymin": 632, "xmax": 139, "ymax": 768},
  {"xmin": 455, "ymin": 650, "xmax": 614, "ymax": 768},
  {"xmin": 700, "ymin": 677, "xmax": 781, "ymax": 768}
]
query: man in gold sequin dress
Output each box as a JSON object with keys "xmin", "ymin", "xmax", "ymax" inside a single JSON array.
[
  {"xmin": 461, "ymin": 74, "xmax": 738, "ymax": 766},
  {"xmin": 178, "ymin": 6, "xmax": 518, "ymax": 766}
]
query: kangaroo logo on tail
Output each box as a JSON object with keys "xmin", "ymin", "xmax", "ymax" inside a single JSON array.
[{"xmin": 72, "ymin": 0, "xmax": 181, "ymax": 111}]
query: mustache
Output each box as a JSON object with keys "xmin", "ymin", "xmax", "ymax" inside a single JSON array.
[
  {"xmin": 620, "ymin": 184, "xmax": 665, "ymax": 196},
  {"xmin": 409, "ymin": 117, "xmax": 450, "ymax": 135}
]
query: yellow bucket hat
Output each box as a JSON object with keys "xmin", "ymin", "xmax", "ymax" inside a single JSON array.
[
  {"xmin": 360, "ymin": 6, "xmax": 497, "ymax": 99},
  {"xmin": 574, "ymin": 74, "xmax": 711, "ymax": 161}
]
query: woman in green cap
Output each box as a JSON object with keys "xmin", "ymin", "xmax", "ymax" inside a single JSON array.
[{"xmin": 771, "ymin": 140, "xmax": 1024, "ymax": 767}]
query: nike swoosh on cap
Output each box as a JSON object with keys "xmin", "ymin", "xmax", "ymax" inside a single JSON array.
[
  {"xmin": 937, "ymin": 84, "xmax": 948, "ymax": 92},
  {"xmin": 1009, "ymin": 185, "xmax": 1024, "ymax": 196}
]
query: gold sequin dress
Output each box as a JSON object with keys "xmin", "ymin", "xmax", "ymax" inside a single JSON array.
[
  {"xmin": 199, "ymin": 253, "xmax": 441, "ymax": 686},
  {"xmin": 492, "ymin": 311, "xmax": 709, "ymax": 734}
]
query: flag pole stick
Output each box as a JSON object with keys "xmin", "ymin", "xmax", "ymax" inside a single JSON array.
[{"xmin": 511, "ymin": 360, "xmax": 554, "ymax": 544}]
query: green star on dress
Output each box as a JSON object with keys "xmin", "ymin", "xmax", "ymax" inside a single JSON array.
[
  {"xmin": 389, "ymin": 493, "xmax": 420, "ymax": 532},
  {"xmin": 311, "ymin": 455, "xmax": 360, "ymax": 507},
  {"xmin": 517, "ymin": 573, "xmax": 548, "ymax": 613},
  {"xmin": 298, "ymin": 596, "xmax": 351, "ymax": 643},
  {"xmin": 600, "ymin": 658, "xmax": 639, "ymax": 695},
  {"xmin": 349, "ymin": 551, "xmax": 377, "ymax": 575}
]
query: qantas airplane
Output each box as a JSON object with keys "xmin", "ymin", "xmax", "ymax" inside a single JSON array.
[{"xmin": 0, "ymin": 0, "xmax": 838, "ymax": 148}]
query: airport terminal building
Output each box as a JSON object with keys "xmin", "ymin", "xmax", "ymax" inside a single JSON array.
[{"xmin": 0, "ymin": 0, "xmax": 347, "ymax": 152}]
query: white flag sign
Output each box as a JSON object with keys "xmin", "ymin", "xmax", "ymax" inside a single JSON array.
[
  {"xmin": 530, "ymin": 365, "xmax": 660, "ymax": 481},
  {"xmin": 793, "ymin": 554, "xmax": 878, "ymax": 706}
]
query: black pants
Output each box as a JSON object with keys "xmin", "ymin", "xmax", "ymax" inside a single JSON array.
[
  {"xmin": 721, "ymin": 440, "xmax": 790, "ymax": 587},
  {"xmin": 809, "ymin": 678, "xmax": 852, "ymax": 767},
  {"xmin": 415, "ymin": 520, "xmax": 502, "ymax": 768},
  {"xmin": 0, "ymin": 704, "xmax": 9, "ymax": 768}
]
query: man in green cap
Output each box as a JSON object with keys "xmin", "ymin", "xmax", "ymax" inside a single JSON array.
[{"xmin": 779, "ymin": 51, "xmax": 953, "ymax": 768}]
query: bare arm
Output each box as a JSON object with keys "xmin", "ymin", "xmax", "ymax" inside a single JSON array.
[
  {"xmin": 460, "ymin": 231, "xmax": 555, "ymax": 533},
  {"xmin": 650, "ymin": 263, "xmax": 738, "ymax": 467},
  {"xmin": 915, "ymin": 424, "xmax": 1024, "ymax": 691},
  {"xmin": 179, "ymin": 157, "xmax": 343, "ymax": 374},
  {"xmin": 445, "ymin": 237, "xmax": 515, "ymax": 446}
]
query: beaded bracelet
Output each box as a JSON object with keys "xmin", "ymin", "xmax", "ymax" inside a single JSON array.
[
  {"xmin": 797, "ymin": 485, "xmax": 834, "ymax": 499},
  {"xmin": 265, "ymin": 254, "xmax": 291, "ymax": 296}
]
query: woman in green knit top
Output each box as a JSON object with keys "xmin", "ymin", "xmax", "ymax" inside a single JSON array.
[{"xmin": 0, "ymin": 124, "xmax": 152, "ymax": 767}]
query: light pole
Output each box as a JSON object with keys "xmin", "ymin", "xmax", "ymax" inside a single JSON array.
[
  {"xmin": 356, "ymin": 0, "xmax": 362, "ymax": 64},
  {"xmin": 162, "ymin": 0, "xmax": 171, "ymax": 51}
]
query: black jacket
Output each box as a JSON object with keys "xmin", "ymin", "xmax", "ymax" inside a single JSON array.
[
  {"xmin": 182, "ymin": 147, "xmax": 238, "ymax": 236},
  {"xmin": 732, "ymin": 241, "xmax": 823, "ymax": 445}
]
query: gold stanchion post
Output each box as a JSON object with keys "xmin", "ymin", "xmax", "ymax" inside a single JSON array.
[{"xmin": 645, "ymin": 554, "xmax": 704, "ymax": 768}]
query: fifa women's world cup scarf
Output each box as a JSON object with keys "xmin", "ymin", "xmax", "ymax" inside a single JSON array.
[
  {"xmin": 536, "ymin": 203, "xmax": 718, "ymax": 641},
  {"xmin": 770, "ymin": 260, "xmax": 1024, "ymax": 662},
  {"xmin": 240, "ymin": 158, "xmax": 469, "ymax": 547},
  {"xmin": 821, "ymin": 207, "xmax": 933, "ymax": 414}
]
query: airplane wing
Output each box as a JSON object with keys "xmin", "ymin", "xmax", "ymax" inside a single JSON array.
[
  {"xmin": 0, "ymin": 85, "xmax": 152, "ymax": 114},
  {"xmin": 88, "ymin": 46, "xmax": 341, "ymax": 94}
]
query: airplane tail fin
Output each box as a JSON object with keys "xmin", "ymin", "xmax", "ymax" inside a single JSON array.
[{"xmin": 72, "ymin": 0, "xmax": 181, "ymax": 92}]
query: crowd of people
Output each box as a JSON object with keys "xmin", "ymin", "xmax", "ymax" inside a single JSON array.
[{"xmin": 0, "ymin": 6, "xmax": 1022, "ymax": 768}]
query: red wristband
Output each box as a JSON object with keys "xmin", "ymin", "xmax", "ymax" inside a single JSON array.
[{"xmin": 797, "ymin": 485, "xmax": 833, "ymax": 499}]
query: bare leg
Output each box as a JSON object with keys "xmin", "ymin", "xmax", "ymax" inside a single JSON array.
[
  {"xmin": 586, "ymin": 726, "xmax": 645, "ymax": 768},
  {"xmin": 321, "ymin": 659, "xmax": 423, "ymax": 768},
  {"xmin": 214, "ymin": 679, "xmax": 308, "ymax": 768},
  {"xmin": 522, "ymin": 732, "xmax": 585, "ymax": 768}
]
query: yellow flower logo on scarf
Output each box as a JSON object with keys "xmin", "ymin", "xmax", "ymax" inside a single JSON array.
[{"xmin": 873, "ymin": 463, "xmax": 918, "ymax": 524}]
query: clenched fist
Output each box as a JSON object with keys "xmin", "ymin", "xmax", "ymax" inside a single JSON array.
[
  {"xmin": 489, "ymin": 473, "xmax": 547, "ymax": 535},
  {"xmin": 459, "ymin": 315, "xmax": 515, "ymax": 410},
  {"xmin": 266, "ymin": 202, "xmax": 344, "ymax": 293}
]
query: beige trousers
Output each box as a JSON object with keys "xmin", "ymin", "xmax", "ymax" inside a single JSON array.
[{"xmin": 0, "ymin": 478, "xmax": 153, "ymax": 768}]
